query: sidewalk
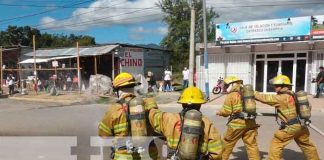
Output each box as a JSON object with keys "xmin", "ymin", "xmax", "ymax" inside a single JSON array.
[{"xmin": 7, "ymin": 92, "xmax": 99, "ymax": 106}]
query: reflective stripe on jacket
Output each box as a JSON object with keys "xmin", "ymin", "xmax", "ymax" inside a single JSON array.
[
  {"xmin": 219, "ymin": 88, "xmax": 258, "ymax": 129},
  {"xmin": 254, "ymin": 87, "xmax": 298, "ymax": 124},
  {"xmin": 148, "ymin": 108, "xmax": 223, "ymax": 160},
  {"xmin": 98, "ymin": 96, "xmax": 159, "ymax": 159}
]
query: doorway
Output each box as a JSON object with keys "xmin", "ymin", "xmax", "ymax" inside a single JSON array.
[{"xmin": 255, "ymin": 53, "xmax": 307, "ymax": 92}]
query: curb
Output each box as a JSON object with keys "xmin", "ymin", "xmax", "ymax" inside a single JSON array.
[{"xmin": 8, "ymin": 97, "xmax": 81, "ymax": 104}]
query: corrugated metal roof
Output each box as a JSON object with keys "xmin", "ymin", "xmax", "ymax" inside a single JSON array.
[
  {"xmin": 19, "ymin": 58, "xmax": 49, "ymax": 64},
  {"xmin": 24, "ymin": 45, "xmax": 118, "ymax": 57}
]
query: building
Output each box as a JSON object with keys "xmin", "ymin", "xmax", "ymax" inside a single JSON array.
[
  {"xmin": 22, "ymin": 43, "xmax": 170, "ymax": 84},
  {"xmin": 196, "ymin": 15, "xmax": 324, "ymax": 94}
]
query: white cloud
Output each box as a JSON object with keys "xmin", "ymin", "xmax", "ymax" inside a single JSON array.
[
  {"xmin": 130, "ymin": 26, "xmax": 167, "ymax": 35},
  {"xmin": 128, "ymin": 26, "xmax": 168, "ymax": 41},
  {"xmin": 38, "ymin": 0, "xmax": 324, "ymax": 32},
  {"xmin": 207, "ymin": 0, "xmax": 324, "ymax": 24},
  {"xmin": 39, "ymin": 0, "xmax": 164, "ymax": 31}
]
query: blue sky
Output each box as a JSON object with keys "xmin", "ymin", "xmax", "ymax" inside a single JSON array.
[
  {"xmin": 0, "ymin": 0, "xmax": 166, "ymax": 44},
  {"xmin": 0, "ymin": 0, "xmax": 323, "ymax": 45}
]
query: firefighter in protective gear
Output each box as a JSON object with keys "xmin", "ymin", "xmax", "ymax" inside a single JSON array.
[
  {"xmin": 146, "ymin": 86, "xmax": 223, "ymax": 159},
  {"xmin": 216, "ymin": 76, "xmax": 260, "ymax": 160},
  {"xmin": 254, "ymin": 74, "xmax": 320, "ymax": 160},
  {"xmin": 98, "ymin": 72, "xmax": 159, "ymax": 160}
]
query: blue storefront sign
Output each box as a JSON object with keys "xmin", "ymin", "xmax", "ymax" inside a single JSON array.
[{"xmin": 216, "ymin": 16, "xmax": 311, "ymax": 45}]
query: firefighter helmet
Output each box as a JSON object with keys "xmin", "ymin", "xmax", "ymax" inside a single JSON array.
[
  {"xmin": 224, "ymin": 76, "xmax": 243, "ymax": 85},
  {"xmin": 178, "ymin": 86, "xmax": 206, "ymax": 104},
  {"xmin": 270, "ymin": 74, "xmax": 292, "ymax": 86},
  {"xmin": 113, "ymin": 72, "xmax": 137, "ymax": 88}
]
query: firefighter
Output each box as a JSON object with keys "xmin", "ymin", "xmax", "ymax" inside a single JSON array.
[
  {"xmin": 98, "ymin": 72, "xmax": 158, "ymax": 160},
  {"xmin": 254, "ymin": 74, "xmax": 319, "ymax": 160},
  {"xmin": 146, "ymin": 86, "xmax": 223, "ymax": 160},
  {"xmin": 216, "ymin": 76, "xmax": 260, "ymax": 160}
]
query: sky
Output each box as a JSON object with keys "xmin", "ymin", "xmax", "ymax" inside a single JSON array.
[{"xmin": 0, "ymin": 0, "xmax": 324, "ymax": 45}]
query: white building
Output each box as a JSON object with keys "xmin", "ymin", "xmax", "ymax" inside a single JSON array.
[{"xmin": 196, "ymin": 16, "xmax": 324, "ymax": 94}]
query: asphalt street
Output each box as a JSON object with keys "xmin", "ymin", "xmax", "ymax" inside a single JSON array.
[{"xmin": 0, "ymin": 100, "xmax": 323, "ymax": 160}]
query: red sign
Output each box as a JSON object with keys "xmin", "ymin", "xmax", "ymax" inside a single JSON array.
[{"xmin": 120, "ymin": 51, "xmax": 143, "ymax": 67}]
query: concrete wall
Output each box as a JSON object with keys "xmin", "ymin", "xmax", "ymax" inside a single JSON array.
[{"xmin": 196, "ymin": 53, "xmax": 252, "ymax": 93}]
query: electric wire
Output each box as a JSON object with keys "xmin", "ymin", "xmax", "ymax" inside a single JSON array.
[
  {"xmin": 1, "ymin": 0, "xmax": 323, "ymax": 8},
  {"xmin": 39, "ymin": 12, "xmax": 162, "ymax": 31},
  {"xmin": 33, "ymin": 0, "xmax": 128, "ymax": 28},
  {"xmin": 0, "ymin": 0, "xmax": 95, "ymax": 24},
  {"xmin": 38, "ymin": 7, "xmax": 158, "ymax": 30}
]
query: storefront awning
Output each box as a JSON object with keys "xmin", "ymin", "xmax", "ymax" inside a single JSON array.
[
  {"xmin": 24, "ymin": 45, "xmax": 119, "ymax": 57},
  {"xmin": 19, "ymin": 59, "xmax": 49, "ymax": 64}
]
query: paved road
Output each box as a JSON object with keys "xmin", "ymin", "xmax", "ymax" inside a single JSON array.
[{"xmin": 0, "ymin": 100, "xmax": 323, "ymax": 160}]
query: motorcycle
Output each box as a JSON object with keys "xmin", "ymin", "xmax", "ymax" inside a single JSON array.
[{"xmin": 212, "ymin": 77, "xmax": 227, "ymax": 94}]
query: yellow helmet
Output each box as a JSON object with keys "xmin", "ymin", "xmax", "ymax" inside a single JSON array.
[
  {"xmin": 178, "ymin": 86, "xmax": 206, "ymax": 104},
  {"xmin": 113, "ymin": 72, "xmax": 136, "ymax": 88},
  {"xmin": 224, "ymin": 76, "xmax": 243, "ymax": 85},
  {"xmin": 270, "ymin": 74, "xmax": 292, "ymax": 86}
]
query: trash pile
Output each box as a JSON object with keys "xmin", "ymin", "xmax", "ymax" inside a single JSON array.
[{"xmin": 88, "ymin": 74, "xmax": 113, "ymax": 96}]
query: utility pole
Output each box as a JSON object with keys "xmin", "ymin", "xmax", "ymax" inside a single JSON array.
[
  {"xmin": 0, "ymin": 46, "xmax": 2, "ymax": 93},
  {"xmin": 202, "ymin": 0, "xmax": 210, "ymax": 100},
  {"xmin": 188, "ymin": 0, "xmax": 195, "ymax": 86},
  {"xmin": 33, "ymin": 35, "xmax": 38, "ymax": 94},
  {"xmin": 76, "ymin": 42, "xmax": 81, "ymax": 94}
]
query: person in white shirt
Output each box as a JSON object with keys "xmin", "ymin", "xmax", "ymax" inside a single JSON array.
[
  {"xmin": 8, "ymin": 76, "xmax": 14, "ymax": 96},
  {"xmin": 164, "ymin": 68, "xmax": 172, "ymax": 92},
  {"xmin": 182, "ymin": 67, "xmax": 189, "ymax": 89}
]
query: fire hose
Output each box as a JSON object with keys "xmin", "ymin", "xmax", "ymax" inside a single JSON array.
[{"xmin": 257, "ymin": 113, "xmax": 324, "ymax": 137}]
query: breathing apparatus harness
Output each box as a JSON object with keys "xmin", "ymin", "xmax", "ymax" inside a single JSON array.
[
  {"xmin": 275, "ymin": 91, "xmax": 311, "ymax": 130},
  {"xmin": 169, "ymin": 107, "xmax": 207, "ymax": 160},
  {"xmin": 110, "ymin": 94, "xmax": 146, "ymax": 159},
  {"xmin": 227, "ymin": 88, "xmax": 256, "ymax": 125}
]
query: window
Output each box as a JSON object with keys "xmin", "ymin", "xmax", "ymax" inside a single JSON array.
[
  {"xmin": 256, "ymin": 55, "xmax": 265, "ymax": 59},
  {"xmin": 267, "ymin": 54, "xmax": 294, "ymax": 58},
  {"xmin": 297, "ymin": 53, "xmax": 306, "ymax": 57}
]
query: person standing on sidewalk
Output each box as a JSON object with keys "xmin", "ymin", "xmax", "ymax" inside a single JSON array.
[
  {"xmin": 254, "ymin": 74, "xmax": 319, "ymax": 160},
  {"xmin": 216, "ymin": 76, "xmax": 260, "ymax": 160},
  {"xmin": 146, "ymin": 71, "xmax": 157, "ymax": 93},
  {"xmin": 8, "ymin": 76, "xmax": 14, "ymax": 96},
  {"xmin": 182, "ymin": 67, "xmax": 189, "ymax": 89},
  {"xmin": 314, "ymin": 66, "xmax": 324, "ymax": 98},
  {"xmin": 163, "ymin": 68, "xmax": 172, "ymax": 92}
]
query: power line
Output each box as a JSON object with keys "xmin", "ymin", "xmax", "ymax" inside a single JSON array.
[
  {"xmin": 33, "ymin": 0, "xmax": 129, "ymax": 28},
  {"xmin": 0, "ymin": 2, "xmax": 159, "ymax": 9},
  {"xmin": 208, "ymin": 2, "xmax": 324, "ymax": 8},
  {"xmin": 39, "ymin": 12, "xmax": 162, "ymax": 31},
  {"xmin": 0, "ymin": 0, "xmax": 94, "ymax": 24},
  {"xmin": 38, "ymin": 8, "xmax": 160, "ymax": 30},
  {"xmin": 0, "ymin": 0, "xmax": 322, "ymax": 8}
]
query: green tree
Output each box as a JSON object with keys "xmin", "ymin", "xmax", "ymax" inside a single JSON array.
[
  {"xmin": 158, "ymin": 0, "xmax": 218, "ymax": 72},
  {"xmin": 0, "ymin": 25, "xmax": 96, "ymax": 48}
]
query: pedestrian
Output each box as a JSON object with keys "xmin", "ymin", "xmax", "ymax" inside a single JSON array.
[
  {"xmin": 216, "ymin": 76, "xmax": 260, "ymax": 160},
  {"xmin": 314, "ymin": 66, "xmax": 324, "ymax": 98},
  {"xmin": 182, "ymin": 67, "xmax": 189, "ymax": 89},
  {"xmin": 37, "ymin": 78, "xmax": 42, "ymax": 91},
  {"xmin": 146, "ymin": 86, "xmax": 223, "ymax": 159},
  {"xmin": 66, "ymin": 74, "xmax": 72, "ymax": 91},
  {"xmin": 254, "ymin": 74, "xmax": 319, "ymax": 160},
  {"xmin": 146, "ymin": 71, "xmax": 157, "ymax": 93},
  {"xmin": 8, "ymin": 76, "xmax": 14, "ymax": 96},
  {"xmin": 98, "ymin": 72, "xmax": 159, "ymax": 159},
  {"xmin": 163, "ymin": 68, "xmax": 172, "ymax": 92},
  {"xmin": 33, "ymin": 78, "xmax": 38, "ymax": 94}
]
